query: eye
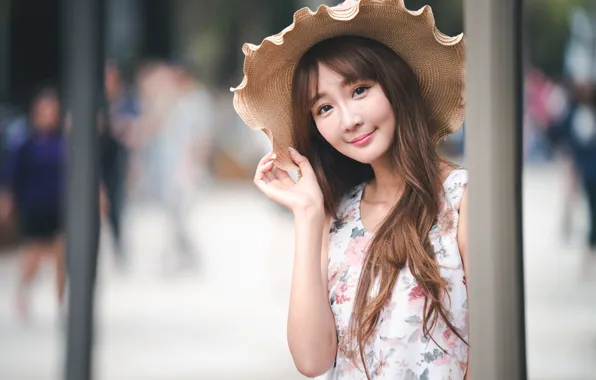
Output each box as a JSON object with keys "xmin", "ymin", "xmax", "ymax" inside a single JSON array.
[
  {"xmin": 317, "ymin": 104, "xmax": 333, "ymax": 115},
  {"xmin": 353, "ymin": 86, "xmax": 370, "ymax": 97}
]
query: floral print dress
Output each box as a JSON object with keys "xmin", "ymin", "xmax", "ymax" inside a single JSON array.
[{"xmin": 324, "ymin": 169, "xmax": 469, "ymax": 380}]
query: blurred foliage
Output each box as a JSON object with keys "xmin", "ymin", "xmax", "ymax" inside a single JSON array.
[
  {"xmin": 195, "ymin": 0, "xmax": 466, "ymax": 87},
  {"xmin": 199, "ymin": 0, "xmax": 465, "ymax": 87},
  {"xmin": 405, "ymin": 0, "xmax": 463, "ymax": 36},
  {"xmin": 203, "ymin": 0, "xmax": 298, "ymax": 87},
  {"xmin": 406, "ymin": 0, "xmax": 596, "ymax": 79},
  {"xmin": 524, "ymin": 0, "xmax": 594, "ymax": 78},
  {"xmin": 192, "ymin": 0, "xmax": 595, "ymax": 86}
]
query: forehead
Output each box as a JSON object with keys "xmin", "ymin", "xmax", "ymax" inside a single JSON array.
[
  {"xmin": 309, "ymin": 63, "xmax": 356, "ymax": 98},
  {"xmin": 317, "ymin": 64, "xmax": 345, "ymax": 86}
]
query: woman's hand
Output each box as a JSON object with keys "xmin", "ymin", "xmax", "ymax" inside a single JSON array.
[{"xmin": 254, "ymin": 148, "xmax": 324, "ymax": 216}]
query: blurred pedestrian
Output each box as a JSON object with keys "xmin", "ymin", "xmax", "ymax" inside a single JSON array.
[
  {"xmin": 135, "ymin": 62, "xmax": 214, "ymax": 274},
  {"xmin": 548, "ymin": 81, "xmax": 596, "ymax": 277},
  {"xmin": 99, "ymin": 61, "xmax": 139, "ymax": 270},
  {"xmin": 0, "ymin": 87, "xmax": 66, "ymax": 321},
  {"xmin": 231, "ymin": 1, "xmax": 469, "ymax": 378}
]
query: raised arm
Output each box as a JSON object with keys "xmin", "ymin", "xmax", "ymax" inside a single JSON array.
[{"xmin": 254, "ymin": 148, "xmax": 337, "ymax": 377}]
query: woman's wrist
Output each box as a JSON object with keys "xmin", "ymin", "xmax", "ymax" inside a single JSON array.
[{"xmin": 294, "ymin": 204, "xmax": 325, "ymax": 223}]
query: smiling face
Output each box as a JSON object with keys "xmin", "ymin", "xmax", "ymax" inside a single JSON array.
[
  {"xmin": 310, "ymin": 63, "xmax": 396, "ymax": 165},
  {"xmin": 291, "ymin": 36, "xmax": 437, "ymax": 214}
]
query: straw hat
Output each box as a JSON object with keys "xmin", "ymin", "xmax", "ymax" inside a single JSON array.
[{"xmin": 231, "ymin": 0, "xmax": 465, "ymax": 170}]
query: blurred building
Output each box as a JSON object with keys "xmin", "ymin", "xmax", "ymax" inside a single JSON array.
[
  {"xmin": 0, "ymin": 0, "xmax": 320, "ymax": 180},
  {"xmin": 0, "ymin": 0, "xmax": 172, "ymax": 110}
]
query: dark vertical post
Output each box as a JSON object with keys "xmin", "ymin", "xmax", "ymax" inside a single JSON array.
[
  {"xmin": 63, "ymin": 0, "xmax": 104, "ymax": 378},
  {"xmin": 0, "ymin": 0, "xmax": 9, "ymax": 101}
]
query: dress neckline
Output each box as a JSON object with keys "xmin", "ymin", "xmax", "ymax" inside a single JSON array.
[{"xmin": 356, "ymin": 167, "xmax": 464, "ymax": 235}]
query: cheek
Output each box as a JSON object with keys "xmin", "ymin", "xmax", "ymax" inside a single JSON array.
[
  {"xmin": 376, "ymin": 101, "xmax": 396, "ymax": 134},
  {"xmin": 316, "ymin": 120, "xmax": 342, "ymax": 145},
  {"xmin": 378, "ymin": 97, "xmax": 394, "ymax": 120}
]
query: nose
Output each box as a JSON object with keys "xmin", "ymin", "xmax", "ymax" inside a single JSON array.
[{"xmin": 340, "ymin": 106, "xmax": 363, "ymax": 132}]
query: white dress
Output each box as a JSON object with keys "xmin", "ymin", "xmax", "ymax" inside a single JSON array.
[{"xmin": 324, "ymin": 169, "xmax": 469, "ymax": 379}]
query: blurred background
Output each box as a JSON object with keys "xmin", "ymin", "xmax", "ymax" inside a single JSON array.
[{"xmin": 0, "ymin": 0, "xmax": 594, "ymax": 379}]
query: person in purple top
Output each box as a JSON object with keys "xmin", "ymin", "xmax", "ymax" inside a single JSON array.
[{"xmin": 0, "ymin": 87, "xmax": 66, "ymax": 321}]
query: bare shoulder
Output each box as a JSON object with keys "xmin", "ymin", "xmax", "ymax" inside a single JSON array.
[{"xmin": 439, "ymin": 159, "xmax": 461, "ymax": 183}]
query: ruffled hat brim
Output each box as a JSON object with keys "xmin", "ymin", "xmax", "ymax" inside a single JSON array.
[{"xmin": 231, "ymin": 0, "xmax": 465, "ymax": 170}]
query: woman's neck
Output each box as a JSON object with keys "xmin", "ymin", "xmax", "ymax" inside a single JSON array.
[{"xmin": 366, "ymin": 157, "xmax": 404, "ymax": 203}]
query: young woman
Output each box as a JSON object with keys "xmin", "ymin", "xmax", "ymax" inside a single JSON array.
[
  {"xmin": 232, "ymin": 1, "xmax": 469, "ymax": 378},
  {"xmin": 0, "ymin": 87, "xmax": 66, "ymax": 321}
]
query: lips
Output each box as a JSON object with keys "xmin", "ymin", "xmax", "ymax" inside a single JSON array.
[{"xmin": 350, "ymin": 130, "xmax": 375, "ymax": 144}]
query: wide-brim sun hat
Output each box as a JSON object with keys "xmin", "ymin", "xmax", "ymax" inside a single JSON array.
[{"xmin": 231, "ymin": 0, "xmax": 465, "ymax": 171}]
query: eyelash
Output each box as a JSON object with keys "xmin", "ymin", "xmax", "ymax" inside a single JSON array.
[
  {"xmin": 316, "ymin": 86, "xmax": 371, "ymax": 115},
  {"xmin": 352, "ymin": 86, "xmax": 370, "ymax": 96}
]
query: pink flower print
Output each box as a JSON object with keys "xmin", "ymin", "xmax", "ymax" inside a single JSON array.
[
  {"xmin": 437, "ymin": 207, "xmax": 458, "ymax": 237},
  {"xmin": 328, "ymin": 264, "xmax": 342, "ymax": 291},
  {"xmin": 442, "ymin": 327, "xmax": 459, "ymax": 351},
  {"xmin": 345, "ymin": 206, "xmax": 359, "ymax": 223},
  {"xmin": 438, "ymin": 197, "xmax": 447, "ymax": 211},
  {"xmin": 408, "ymin": 283, "xmax": 425, "ymax": 303},
  {"xmin": 462, "ymin": 276, "xmax": 467, "ymax": 287},
  {"xmin": 345, "ymin": 236, "xmax": 370, "ymax": 266},
  {"xmin": 372, "ymin": 350, "xmax": 391, "ymax": 377},
  {"xmin": 434, "ymin": 353, "xmax": 452, "ymax": 366},
  {"xmin": 338, "ymin": 281, "xmax": 349, "ymax": 293},
  {"xmin": 335, "ymin": 294, "xmax": 350, "ymax": 305},
  {"xmin": 338, "ymin": 338, "xmax": 359, "ymax": 364},
  {"xmin": 443, "ymin": 328, "xmax": 453, "ymax": 343},
  {"xmin": 335, "ymin": 281, "xmax": 352, "ymax": 305}
]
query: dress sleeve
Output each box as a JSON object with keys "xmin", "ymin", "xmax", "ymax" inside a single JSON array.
[{"xmin": 444, "ymin": 168, "xmax": 468, "ymax": 212}]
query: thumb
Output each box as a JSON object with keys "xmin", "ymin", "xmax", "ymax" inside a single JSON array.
[{"xmin": 289, "ymin": 147, "xmax": 314, "ymax": 177}]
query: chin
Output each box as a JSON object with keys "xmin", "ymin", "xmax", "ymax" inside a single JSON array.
[{"xmin": 343, "ymin": 150, "xmax": 387, "ymax": 165}]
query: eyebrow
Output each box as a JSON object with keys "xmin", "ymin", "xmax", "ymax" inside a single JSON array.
[{"xmin": 312, "ymin": 92, "xmax": 327, "ymax": 103}]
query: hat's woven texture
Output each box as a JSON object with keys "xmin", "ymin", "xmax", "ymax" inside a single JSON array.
[{"xmin": 231, "ymin": 0, "xmax": 465, "ymax": 170}]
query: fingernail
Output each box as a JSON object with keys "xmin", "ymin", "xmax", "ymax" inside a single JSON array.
[
  {"xmin": 271, "ymin": 153, "xmax": 277, "ymax": 159},
  {"xmin": 289, "ymin": 147, "xmax": 296, "ymax": 153}
]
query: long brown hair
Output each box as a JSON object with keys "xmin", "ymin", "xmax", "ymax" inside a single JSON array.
[{"xmin": 291, "ymin": 36, "xmax": 466, "ymax": 377}]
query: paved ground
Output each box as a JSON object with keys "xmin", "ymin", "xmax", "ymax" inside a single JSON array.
[
  {"xmin": 523, "ymin": 163, "xmax": 596, "ymax": 380},
  {"xmin": 0, "ymin": 162, "xmax": 595, "ymax": 380}
]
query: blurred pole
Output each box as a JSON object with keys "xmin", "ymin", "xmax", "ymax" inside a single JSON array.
[
  {"xmin": 465, "ymin": 0, "xmax": 526, "ymax": 379},
  {"xmin": 590, "ymin": 4, "xmax": 596, "ymax": 82},
  {"xmin": 0, "ymin": 0, "xmax": 9, "ymax": 100},
  {"xmin": 63, "ymin": 0, "xmax": 104, "ymax": 378}
]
